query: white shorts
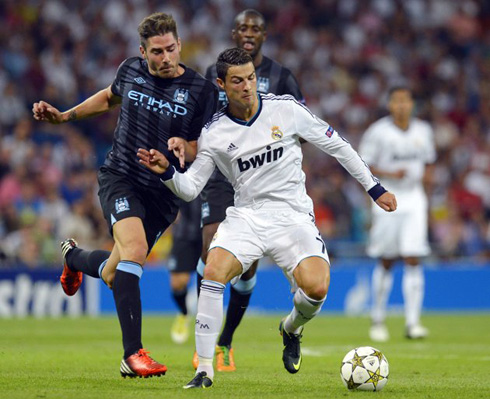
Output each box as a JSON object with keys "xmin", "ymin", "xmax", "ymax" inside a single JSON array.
[
  {"xmin": 366, "ymin": 205, "xmax": 430, "ymax": 259},
  {"xmin": 209, "ymin": 205, "xmax": 330, "ymax": 290}
]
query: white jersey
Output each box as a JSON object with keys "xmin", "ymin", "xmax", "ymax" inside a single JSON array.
[
  {"xmin": 359, "ymin": 116, "xmax": 435, "ymax": 213},
  {"xmin": 163, "ymin": 94, "xmax": 380, "ymax": 214}
]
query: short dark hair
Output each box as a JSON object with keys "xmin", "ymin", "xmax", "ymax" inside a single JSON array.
[
  {"xmin": 216, "ymin": 48, "xmax": 253, "ymax": 80},
  {"xmin": 388, "ymin": 85, "xmax": 412, "ymax": 98},
  {"xmin": 138, "ymin": 13, "xmax": 178, "ymax": 49},
  {"xmin": 234, "ymin": 9, "xmax": 266, "ymax": 29}
]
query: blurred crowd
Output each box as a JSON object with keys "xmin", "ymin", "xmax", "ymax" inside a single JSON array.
[{"xmin": 0, "ymin": 0, "xmax": 489, "ymax": 268}]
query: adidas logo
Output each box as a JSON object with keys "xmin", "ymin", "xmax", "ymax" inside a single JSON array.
[
  {"xmin": 134, "ymin": 77, "xmax": 146, "ymax": 84},
  {"xmin": 227, "ymin": 143, "xmax": 238, "ymax": 152}
]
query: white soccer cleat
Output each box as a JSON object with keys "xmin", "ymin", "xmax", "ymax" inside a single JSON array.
[
  {"xmin": 171, "ymin": 314, "xmax": 189, "ymax": 344},
  {"xmin": 406, "ymin": 324, "xmax": 429, "ymax": 339},
  {"xmin": 369, "ymin": 323, "xmax": 389, "ymax": 342}
]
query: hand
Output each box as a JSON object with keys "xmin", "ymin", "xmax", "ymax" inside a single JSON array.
[
  {"xmin": 32, "ymin": 101, "xmax": 64, "ymax": 124},
  {"xmin": 375, "ymin": 192, "xmax": 397, "ymax": 212},
  {"xmin": 168, "ymin": 137, "xmax": 187, "ymax": 168},
  {"xmin": 137, "ymin": 148, "xmax": 170, "ymax": 174}
]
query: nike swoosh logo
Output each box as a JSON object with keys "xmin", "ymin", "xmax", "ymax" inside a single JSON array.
[{"xmin": 293, "ymin": 355, "xmax": 302, "ymax": 370}]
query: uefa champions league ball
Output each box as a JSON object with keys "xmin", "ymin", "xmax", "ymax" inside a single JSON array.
[{"xmin": 340, "ymin": 346, "xmax": 389, "ymax": 391}]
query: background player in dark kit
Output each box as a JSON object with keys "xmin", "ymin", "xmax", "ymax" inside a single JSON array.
[{"xmin": 32, "ymin": 12, "xmax": 217, "ymax": 377}]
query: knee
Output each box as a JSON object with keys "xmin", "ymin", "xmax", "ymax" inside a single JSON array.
[
  {"xmin": 170, "ymin": 273, "xmax": 190, "ymax": 291},
  {"xmin": 304, "ymin": 275, "xmax": 330, "ymax": 300},
  {"xmin": 202, "ymin": 263, "xmax": 219, "ymax": 282},
  {"xmin": 306, "ymin": 285, "xmax": 328, "ymax": 301},
  {"xmin": 119, "ymin": 240, "xmax": 148, "ymax": 265}
]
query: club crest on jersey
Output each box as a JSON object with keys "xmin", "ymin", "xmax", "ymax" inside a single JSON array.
[
  {"xmin": 325, "ymin": 125, "xmax": 334, "ymax": 137},
  {"xmin": 271, "ymin": 126, "xmax": 283, "ymax": 140},
  {"xmin": 257, "ymin": 77, "xmax": 270, "ymax": 93},
  {"xmin": 173, "ymin": 88, "xmax": 189, "ymax": 104},
  {"xmin": 115, "ymin": 197, "xmax": 130, "ymax": 214}
]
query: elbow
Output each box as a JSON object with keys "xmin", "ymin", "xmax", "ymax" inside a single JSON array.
[{"xmin": 181, "ymin": 192, "xmax": 199, "ymax": 202}]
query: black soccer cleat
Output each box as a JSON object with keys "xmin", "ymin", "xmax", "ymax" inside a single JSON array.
[
  {"xmin": 183, "ymin": 371, "xmax": 213, "ymax": 389},
  {"xmin": 279, "ymin": 319, "xmax": 303, "ymax": 374}
]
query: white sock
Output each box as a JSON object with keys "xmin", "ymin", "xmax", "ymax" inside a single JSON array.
[
  {"xmin": 195, "ymin": 280, "xmax": 225, "ymax": 379},
  {"xmin": 371, "ymin": 264, "xmax": 393, "ymax": 324},
  {"xmin": 284, "ymin": 288, "xmax": 325, "ymax": 334},
  {"xmin": 402, "ymin": 265, "xmax": 424, "ymax": 327}
]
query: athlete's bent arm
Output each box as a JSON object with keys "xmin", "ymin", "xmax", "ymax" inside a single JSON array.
[
  {"xmin": 33, "ymin": 85, "xmax": 121, "ymax": 124},
  {"xmin": 137, "ymin": 148, "xmax": 215, "ymax": 202},
  {"xmin": 291, "ymin": 102, "xmax": 397, "ymax": 212}
]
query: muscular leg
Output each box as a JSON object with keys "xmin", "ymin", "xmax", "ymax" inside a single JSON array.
[
  {"xmin": 278, "ymin": 257, "xmax": 329, "ymax": 374},
  {"xmin": 217, "ymin": 261, "xmax": 257, "ymax": 347},
  {"xmin": 65, "ymin": 246, "xmax": 112, "ymax": 280},
  {"xmin": 195, "ymin": 222, "xmax": 219, "ymax": 295},
  {"xmin": 195, "ymin": 247, "xmax": 242, "ymax": 380},
  {"xmin": 112, "ymin": 217, "xmax": 148, "ymax": 358},
  {"xmin": 283, "ymin": 257, "xmax": 330, "ymax": 334},
  {"xmin": 200, "ymin": 222, "xmax": 257, "ymax": 354}
]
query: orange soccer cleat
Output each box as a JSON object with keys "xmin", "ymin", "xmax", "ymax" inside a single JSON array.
[
  {"xmin": 120, "ymin": 349, "xmax": 167, "ymax": 378},
  {"xmin": 192, "ymin": 350, "xmax": 199, "ymax": 370},
  {"xmin": 59, "ymin": 238, "xmax": 83, "ymax": 296},
  {"xmin": 216, "ymin": 345, "xmax": 236, "ymax": 372}
]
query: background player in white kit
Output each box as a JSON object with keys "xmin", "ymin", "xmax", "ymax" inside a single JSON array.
[
  {"xmin": 359, "ymin": 86, "xmax": 436, "ymax": 342},
  {"xmin": 137, "ymin": 48, "xmax": 397, "ymax": 389}
]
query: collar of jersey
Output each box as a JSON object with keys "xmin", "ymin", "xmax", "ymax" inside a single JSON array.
[{"xmin": 226, "ymin": 94, "xmax": 263, "ymax": 127}]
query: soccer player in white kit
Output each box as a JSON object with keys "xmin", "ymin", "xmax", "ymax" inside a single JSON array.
[
  {"xmin": 137, "ymin": 48, "xmax": 397, "ymax": 389},
  {"xmin": 359, "ymin": 86, "xmax": 436, "ymax": 342}
]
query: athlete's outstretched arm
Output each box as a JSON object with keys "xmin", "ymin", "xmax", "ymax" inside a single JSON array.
[
  {"xmin": 137, "ymin": 148, "xmax": 215, "ymax": 202},
  {"xmin": 32, "ymin": 85, "xmax": 121, "ymax": 124}
]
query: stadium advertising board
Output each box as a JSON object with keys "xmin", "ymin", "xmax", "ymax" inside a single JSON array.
[{"xmin": 0, "ymin": 270, "xmax": 98, "ymax": 318}]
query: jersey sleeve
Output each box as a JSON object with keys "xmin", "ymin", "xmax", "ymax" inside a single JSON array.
[
  {"xmin": 161, "ymin": 132, "xmax": 216, "ymax": 201},
  {"xmin": 293, "ymin": 102, "xmax": 379, "ymax": 192},
  {"xmin": 186, "ymin": 84, "xmax": 219, "ymax": 142},
  {"xmin": 110, "ymin": 59, "xmax": 128, "ymax": 97},
  {"xmin": 358, "ymin": 124, "xmax": 380, "ymax": 166},
  {"xmin": 280, "ymin": 70, "xmax": 305, "ymax": 103},
  {"xmin": 204, "ymin": 64, "xmax": 216, "ymax": 81},
  {"xmin": 424, "ymin": 123, "xmax": 437, "ymax": 164}
]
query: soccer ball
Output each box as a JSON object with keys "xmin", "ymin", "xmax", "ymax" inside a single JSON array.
[{"xmin": 340, "ymin": 346, "xmax": 389, "ymax": 391}]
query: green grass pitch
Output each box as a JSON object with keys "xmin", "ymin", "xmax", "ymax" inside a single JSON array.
[{"xmin": 1, "ymin": 314, "xmax": 489, "ymax": 398}]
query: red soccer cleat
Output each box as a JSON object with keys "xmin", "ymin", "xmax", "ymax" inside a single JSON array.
[
  {"xmin": 120, "ymin": 349, "xmax": 168, "ymax": 378},
  {"xmin": 60, "ymin": 238, "xmax": 83, "ymax": 296}
]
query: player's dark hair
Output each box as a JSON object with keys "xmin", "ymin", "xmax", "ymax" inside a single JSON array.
[
  {"xmin": 138, "ymin": 13, "xmax": 178, "ymax": 49},
  {"xmin": 388, "ymin": 85, "xmax": 412, "ymax": 98},
  {"xmin": 234, "ymin": 9, "xmax": 266, "ymax": 29},
  {"xmin": 216, "ymin": 48, "xmax": 253, "ymax": 80}
]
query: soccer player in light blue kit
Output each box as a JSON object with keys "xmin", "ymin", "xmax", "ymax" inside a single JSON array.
[{"xmin": 137, "ymin": 48, "xmax": 397, "ymax": 388}]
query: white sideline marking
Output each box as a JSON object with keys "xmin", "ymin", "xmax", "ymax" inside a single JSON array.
[{"xmin": 303, "ymin": 346, "xmax": 490, "ymax": 361}]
